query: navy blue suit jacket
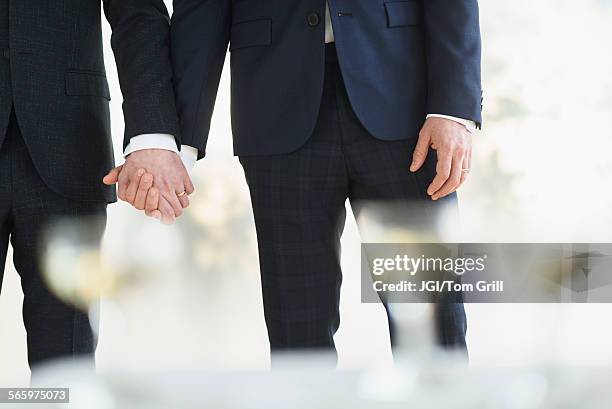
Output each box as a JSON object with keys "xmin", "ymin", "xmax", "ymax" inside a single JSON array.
[{"xmin": 171, "ymin": 0, "xmax": 482, "ymax": 158}]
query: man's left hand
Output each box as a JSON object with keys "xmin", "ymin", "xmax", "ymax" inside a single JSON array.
[{"xmin": 410, "ymin": 117, "xmax": 472, "ymax": 201}]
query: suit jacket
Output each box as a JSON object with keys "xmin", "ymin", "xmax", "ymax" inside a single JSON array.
[
  {"xmin": 171, "ymin": 0, "xmax": 482, "ymax": 158},
  {"xmin": 0, "ymin": 0, "xmax": 180, "ymax": 203}
]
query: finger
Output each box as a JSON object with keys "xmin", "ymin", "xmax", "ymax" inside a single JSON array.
[
  {"xmin": 427, "ymin": 149, "xmax": 452, "ymax": 196},
  {"xmin": 158, "ymin": 197, "xmax": 176, "ymax": 225},
  {"xmin": 432, "ymin": 152, "xmax": 464, "ymax": 201},
  {"xmin": 178, "ymin": 194, "xmax": 190, "ymax": 209},
  {"xmin": 160, "ymin": 186, "xmax": 183, "ymax": 218},
  {"xmin": 103, "ymin": 165, "xmax": 123, "ymax": 186},
  {"xmin": 410, "ymin": 132, "xmax": 431, "ymax": 172},
  {"xmin": 125, "ymin": 168, "xmax": 146, "ymax": 205},
  {"xmin": 177, "ymin": 183, "xmax": 190, "ymax": 209},
  {"xmin": 175, "ymin": 181, "xmax": 189, "ymax": 209},
  {"xmin": 145, "ymin": 209, "xmax": 162, "ymax": 221},
  {"xmin": 184, "ymin": 175, "xmax": 195, "ymax": 195},
  {"xmin": 456, "ymin": 148, "xmax": 472, "ymax": 191},
  {"xmin": 145, "ymin": 187, "xmax": 160, "ymax": 213},
  {"xmin": 117, "ymin": 168, "xmax": 130, "ymax": 202},
  {"xmin": 134, "ymin": 173, "xmax": 154, "ymax": 210}
]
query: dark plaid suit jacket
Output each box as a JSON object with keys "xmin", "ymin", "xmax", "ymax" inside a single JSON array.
[{"xmin": 0, "ymin": 0, "xmax": 180, "ymax": 203}]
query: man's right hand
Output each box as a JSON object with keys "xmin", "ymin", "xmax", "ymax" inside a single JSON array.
[{"xmin": 103, "ymin": 149, "xmax": 194, "ymax": 224}]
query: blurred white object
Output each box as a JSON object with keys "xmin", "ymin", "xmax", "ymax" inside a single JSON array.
[{"xmin": 25, "ymin": 354, "xmax": 612, "ymax": 409}]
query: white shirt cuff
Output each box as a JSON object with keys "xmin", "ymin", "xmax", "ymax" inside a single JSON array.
[
  {"xmin": 426, "ymin": 114, "xmax": 477, "ymax": 133},
  {"xmin": 124, "ymin": 134, "xmax": 199, "ymax": 172},
  {"xmin": 124, "ymin": 134, "xmax": 179, "ymax": 156},
  {"xmin": 180, "ymin": 146, "xmax": 199, "ymax": 171}
]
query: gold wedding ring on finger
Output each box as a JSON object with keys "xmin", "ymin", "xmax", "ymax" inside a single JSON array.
[{"xmin": 177, "ymin": 191, "xmax": 187, "ymax": 197}]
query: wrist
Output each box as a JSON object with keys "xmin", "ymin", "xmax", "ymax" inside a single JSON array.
[
  {"xmin": 124, "ymin": 133, "xmax": 179, "ymax": 158},
  {"xmin": 426, "ymin": 114, "xmax": 476, "ymax": 133}
]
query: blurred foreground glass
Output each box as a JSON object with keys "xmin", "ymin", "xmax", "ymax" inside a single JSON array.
[
  {"xmin": 36, "ymin": 356, "xmax": 612, "ymax": 409},
  {"xmin": 41, "ymin": 215, "xmax": 184, "ymax": 312},
  {"xmin": 355, "ymin": 200, "xmax": 461, "ymax": 356},
  {"xmin": 39, "ymin": 161, "xmax": 265, "ymax": 371},
  {"xmin": 41, "ymin": 215, "xmax": 109, "ymax": 310}
]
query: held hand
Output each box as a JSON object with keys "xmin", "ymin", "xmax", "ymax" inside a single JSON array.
[
  {"xmin": 103, "ymin": 149, "xmax": 194, "ymax": 223},
  {"xmin": 410, "ymin": 117, "xmax": 472, "ymax": 201},
  {"xmin": 103, "ymin": 166, "xmax": 178, "ymax": 224}
]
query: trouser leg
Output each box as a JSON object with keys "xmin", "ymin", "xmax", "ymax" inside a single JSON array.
[{"xmin": 6, "ymin": 114, "xmax": 106, "ymax": 367}]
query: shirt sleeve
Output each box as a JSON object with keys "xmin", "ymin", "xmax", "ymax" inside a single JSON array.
[
  {"xmin": 426, "ymin": 114, "xmax": 477, "ymax": 133},
  {"xmin": 179, "ymin": 146, "xmax": 199, "ymax": 171},
  {"xmin": 123, "ymin": 133, "xmax": 199, "ymax": 172},
  {"xmin": 123, "ymin": 134, "xmax": 179, "ymax": 157}
]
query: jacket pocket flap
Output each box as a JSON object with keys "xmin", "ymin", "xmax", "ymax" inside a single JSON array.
[
  {"xmin": 230, "ymin": 18, "xmax": 272, "ymax": 51},
  {"xmin": 385, "ymin": 1, "xmax": 422, "ymax": 28},
  {"xmin": 65, "ymin": 71, "xmax": 111, "ymax": 100}
]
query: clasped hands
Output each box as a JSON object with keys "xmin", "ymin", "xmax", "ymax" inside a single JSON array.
[{"xmin": 103, "ymin": 149, "xmax": 194, "ymax": 224}]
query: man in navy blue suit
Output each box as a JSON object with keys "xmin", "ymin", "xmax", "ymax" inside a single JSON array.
[{"xmin": 110, "ymin": 0, "xmax": 482, "ymax": 357}]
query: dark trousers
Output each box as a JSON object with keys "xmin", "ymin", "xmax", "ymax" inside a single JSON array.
[
  {"xmin": 240, "ymin": 45, "xmax": 467, "ymax": 356},
  {"xmin": 0, "ymin": 111, "xmax": 105, "ymax": 368}
]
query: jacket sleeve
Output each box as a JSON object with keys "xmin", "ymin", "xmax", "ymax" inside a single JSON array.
[
  {"xmin": 423, "ymin": 0, "xmax": 483, "ymax": 127},
  {"xmin": 171, "ymin": 0, "xmax": 231, "ymax": 159},
  {"xmin": 103, "ymin": 0, "xmax": 181, "ymax": 150}
]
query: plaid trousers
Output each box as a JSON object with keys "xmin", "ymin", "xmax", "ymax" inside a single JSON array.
[
  {"xmin": 240, "ymin": 45, "xmax": 467, "ymax": 357},
  {"xmin": 0, "ymin": 111, "xmax": 105, "ymax": 368}
]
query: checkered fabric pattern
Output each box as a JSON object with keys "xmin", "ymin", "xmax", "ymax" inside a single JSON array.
[{"xmin": 240, "ymin": 45, "xmax": 467, "ymax": 358}]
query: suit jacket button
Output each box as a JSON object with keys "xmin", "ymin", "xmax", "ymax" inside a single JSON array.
[{"xmin": 307, "ymin": 12, "xmax": 320, "ymax": 27}]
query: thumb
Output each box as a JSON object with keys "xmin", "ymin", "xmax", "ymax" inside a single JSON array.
[
  {"xmin": 103, "ymin": 165, "xmax": 123, "ymax": 185},
  {"xmin": 410, "ymin": 132, "xmax": 431, "ymax": 172}
]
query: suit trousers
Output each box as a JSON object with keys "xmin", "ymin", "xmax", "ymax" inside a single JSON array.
[
  {"xmin": 0, "ymin": 111, "xmax": 106, "ymax": 368},
  {"xmin": 240, "ymin": 45, "xmax": 467, "ymax": 357}
]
